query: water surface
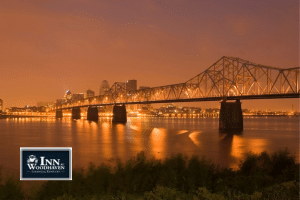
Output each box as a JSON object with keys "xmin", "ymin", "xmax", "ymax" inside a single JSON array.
[{"xmin": 0, "ymin": 116, "xmax": 298, "ymax": 174}]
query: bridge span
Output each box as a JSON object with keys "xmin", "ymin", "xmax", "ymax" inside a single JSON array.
[{"xmin": 54, "ymin": 56, "xmax": 299, "ymax": 130}]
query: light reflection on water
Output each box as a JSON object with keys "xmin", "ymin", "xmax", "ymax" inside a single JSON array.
[
  {"xmin": 230, "ymin": 135, "xmax": 244, "ymax": 170},
  {"xmin": 150, "ymin": 128, "xmax": 166, "ymax": 160},
  {"xmin": 188, "ymin": 132, "xmax": 202, "ymax": 146},
  {"xmin": 0, "ymin": 116, "xmax": 298, "ymax": 173}
]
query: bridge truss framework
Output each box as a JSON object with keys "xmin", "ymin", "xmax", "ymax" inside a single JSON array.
[{"xmin": 56, "ymin": 56, "xmax": 299, "ymax": 109}]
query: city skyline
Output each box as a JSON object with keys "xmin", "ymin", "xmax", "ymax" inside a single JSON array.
[
  {"xmin": 2, "ymin": 76, "xmax": 299, "ymax": 112},
  {"xmin": 0, "ymin": 0, "xmax": 299, "ymax": 110}
]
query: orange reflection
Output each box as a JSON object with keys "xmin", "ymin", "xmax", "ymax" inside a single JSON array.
[
  {"xmin": 101, "ymin": 122, "xmax": 112, "ymax": 162},
  {"xmin": 116, "ymin": 124, "xmax": 126, "ymax": 159},
  {"xmin": 90, "ymin": 121, "xmax": 98, "ymax": 133},
  {"xmin": 231, "ymin": 135, "xmax": 244, "ymax": 159},
  {"xmin": 87, "ymin": 121, "xmax": 98, "ymax": 143},
  {"xmin": 76, "ymin": 119, "xmax": 84, "ymax": 130},
  {"xmin": 178, "ymin": 130, "xmax": 188, "ymax": 134},
  {"xmin": 128, "ymin": 120, "xmax": 143, "ymax": 153},
  {"xmin": 188, "ymin": 131, "xmax": 201, "ymax": 146},
  {"xmin": 247, "ymin": 139, "xmax": 267, "ymax": 155},
  {"xmin": 130, "ymin": 125, "xmax": 140, "ymax": 131},
  {"xmin": 150, "ymin": 128, "xmax": 166, "ymax": 160},
  {"xmin": 230, "ymin": 135, "xmax": 244, "ymax": 170},
  {"xmin": 73, "ymin": 120, "xmax": 100, "ymax": 168}
]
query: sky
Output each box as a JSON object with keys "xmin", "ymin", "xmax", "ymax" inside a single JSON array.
[{"xmin": 0, "ymin": 0, "xmax": 299, "ymax": 111}]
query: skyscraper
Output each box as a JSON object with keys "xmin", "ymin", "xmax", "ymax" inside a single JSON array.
[
  {"xmin": 126, "ymin": 80, "xmax": 137, "ymax": 91},
  {"xmin": 85, "ymin": 89, "xmax": 95, "ymax": 98},
  {"xmin": 72, "ymin": 93, "xmax": 84, "ymax": 101},
  {"xmin": 64, "ymin": 90, "xmax": 72, "ymax": 102},
  {"xmin": 99, "ymin": 80, "xmax": 110, "ymax": 95}
]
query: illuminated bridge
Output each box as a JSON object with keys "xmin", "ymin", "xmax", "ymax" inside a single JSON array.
[{"xmin": 54, "ymin": 56, "xmax": 299, "ymax": 130}]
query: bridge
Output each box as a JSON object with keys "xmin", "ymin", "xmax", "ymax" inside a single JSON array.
[{"xmin": 54, "ymin": 56, "xmax": 299, "ymax": 130}]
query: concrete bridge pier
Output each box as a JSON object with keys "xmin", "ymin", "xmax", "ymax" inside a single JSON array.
[
  {"xmin": 56, "ymin": 110, "xmax": 63, "ymax": 118},
  {"xmin": 87, "ymin": 106, "xmax": 99, "ymax": 121},
  {"xmin": 72, "ymin": 107, "xmax": 81, "ymax": 119},
  {"xmin": 112, "ymin": 104, "xmax": 127, "ymax": 123},
  {"xmin": 219, "ymin": 99, "xmax": 243, "ymax": 131}
]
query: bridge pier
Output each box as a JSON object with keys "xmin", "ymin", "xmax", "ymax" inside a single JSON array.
[
  {"xmin": 112, "ymin": 104, "xmax": 127, "ymax": 123},
  {"xmin": 219, "ymin": 99, "xmax": 243, "ymax": 131},
  {"xmin": 56, "ymin": 110, "xmax": 63, "ymax": 118},
  {"xmin": 72, "ymin": 107, "xmax": 81, "ymax": 119},
  {"xmin": 87, "ymin": 106, "xmax": 98, "ymax": 121}
]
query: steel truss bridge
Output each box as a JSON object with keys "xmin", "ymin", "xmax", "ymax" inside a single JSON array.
[{"xmin": 56, "ymin": 56, "xmax": 299, "ymax": 110}]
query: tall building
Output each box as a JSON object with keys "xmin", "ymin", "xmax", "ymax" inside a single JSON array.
[
  {"xmin": 72, "ymin": 93, "xmax": 84, "ymax": 101},
  {"xmin": 56, "ymin": 99, "xmax": 63, "ymax": 105},
  {"xmin": 85, "ymin": 89, "xmax": 95, "ymax": 98},
  {"xmin": 99, "ymin": 80, "xmax": 110, "ymax": 95},
  {"xmin": 0, "ymin": 99, "xmax": 3, "ymax": 112},
  {"xmin": 126, "ymin": 79, "xmax": 137, "ymax": 91},
  {"xmin": 64, "ymin": 90, "xmax": 72, "ymax": 102}
]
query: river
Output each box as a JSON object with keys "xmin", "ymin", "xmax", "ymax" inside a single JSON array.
[{"xmin": 0, "ymin": 116, "xmax": 298, "ymax": 176}]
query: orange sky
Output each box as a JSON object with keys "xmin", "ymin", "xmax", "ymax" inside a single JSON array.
[{"xmin": 0, "ymin": 0, "xmax": 299, "ymax": 111}]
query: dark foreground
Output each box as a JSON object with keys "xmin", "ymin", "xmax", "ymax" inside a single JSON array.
[{"xmin": 0, "ymin": 149, "xmax": 299, "ymax": 200}]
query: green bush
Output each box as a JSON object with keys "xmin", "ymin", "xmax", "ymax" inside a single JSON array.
[
  {"xmin": 260, "ymin": 181, "xmax": 299, "ymax": 200},
  {"xmin": 0, "ymin": 150, "xmax": 298, "ymax": 199}
]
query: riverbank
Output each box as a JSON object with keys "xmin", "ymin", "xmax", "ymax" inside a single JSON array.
[{"xmin": 0, "ymin": 149, "xmax": 298, "ymax": 199}]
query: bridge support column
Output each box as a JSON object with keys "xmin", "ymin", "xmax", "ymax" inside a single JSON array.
[
  {"xmin": 72, "ymin": 107, "xmax": 81, "ymax": 119},
  {"xmin": 56, "ymin": 110, "xmax": 63, "ymax": 118},
  {"xmin": 219, "ymin": 99, "xmax": 243, "ymax": 131},
  {"xmin": 87, "ymin": 106, "xmax": 98, "ymax": 121},
  {"xmin": 112, "ymin": 104, "xmax": 127, "ymax": 123}
]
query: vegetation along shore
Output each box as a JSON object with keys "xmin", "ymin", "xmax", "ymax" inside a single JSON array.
[{"xmin": 0, "ymin": 149, "xmax": 298, "ymax": 199}]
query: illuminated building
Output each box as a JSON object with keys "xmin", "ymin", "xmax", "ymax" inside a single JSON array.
[
  {"xmin": 63, "ymin": 90, "xmax": 72, "ymax": 102},
  {"xmin": 99, "ymin": 80, "xmax": 110, "ymax": 95},
  {"xmin": 56, "ymin": 99, "xmax": 63, "ymax": 105},
  {"xmin": 11, "ymin": 107, "xmax": 23, "ymax": 112},
  {"xmin": 126, "ymin": 79, "xmax": 137, "ymax": 91},
  {"xmin": 85, "ymin": 89, "xmax": 95, "ymax": 98},
  {"xmin": 72, "ymin": 93, "xmax": 84, "ymax": 101},
  {"xmin": 125, "ymin": 80, "xmax": 137, "ymax": 111}
]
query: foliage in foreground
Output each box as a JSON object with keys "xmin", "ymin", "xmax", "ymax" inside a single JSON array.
[
  {"xmin": 53, "ymin": 182, "xmax": 299, "ymax": 200},
  {"xmin": 0, "ymin": 149, "xmax": 298, "ymax": 199}
]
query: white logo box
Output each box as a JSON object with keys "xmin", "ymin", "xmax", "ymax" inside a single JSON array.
[{"xmin": 20, "ymin": 147, "xmax": 72, "ymax": 180}]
